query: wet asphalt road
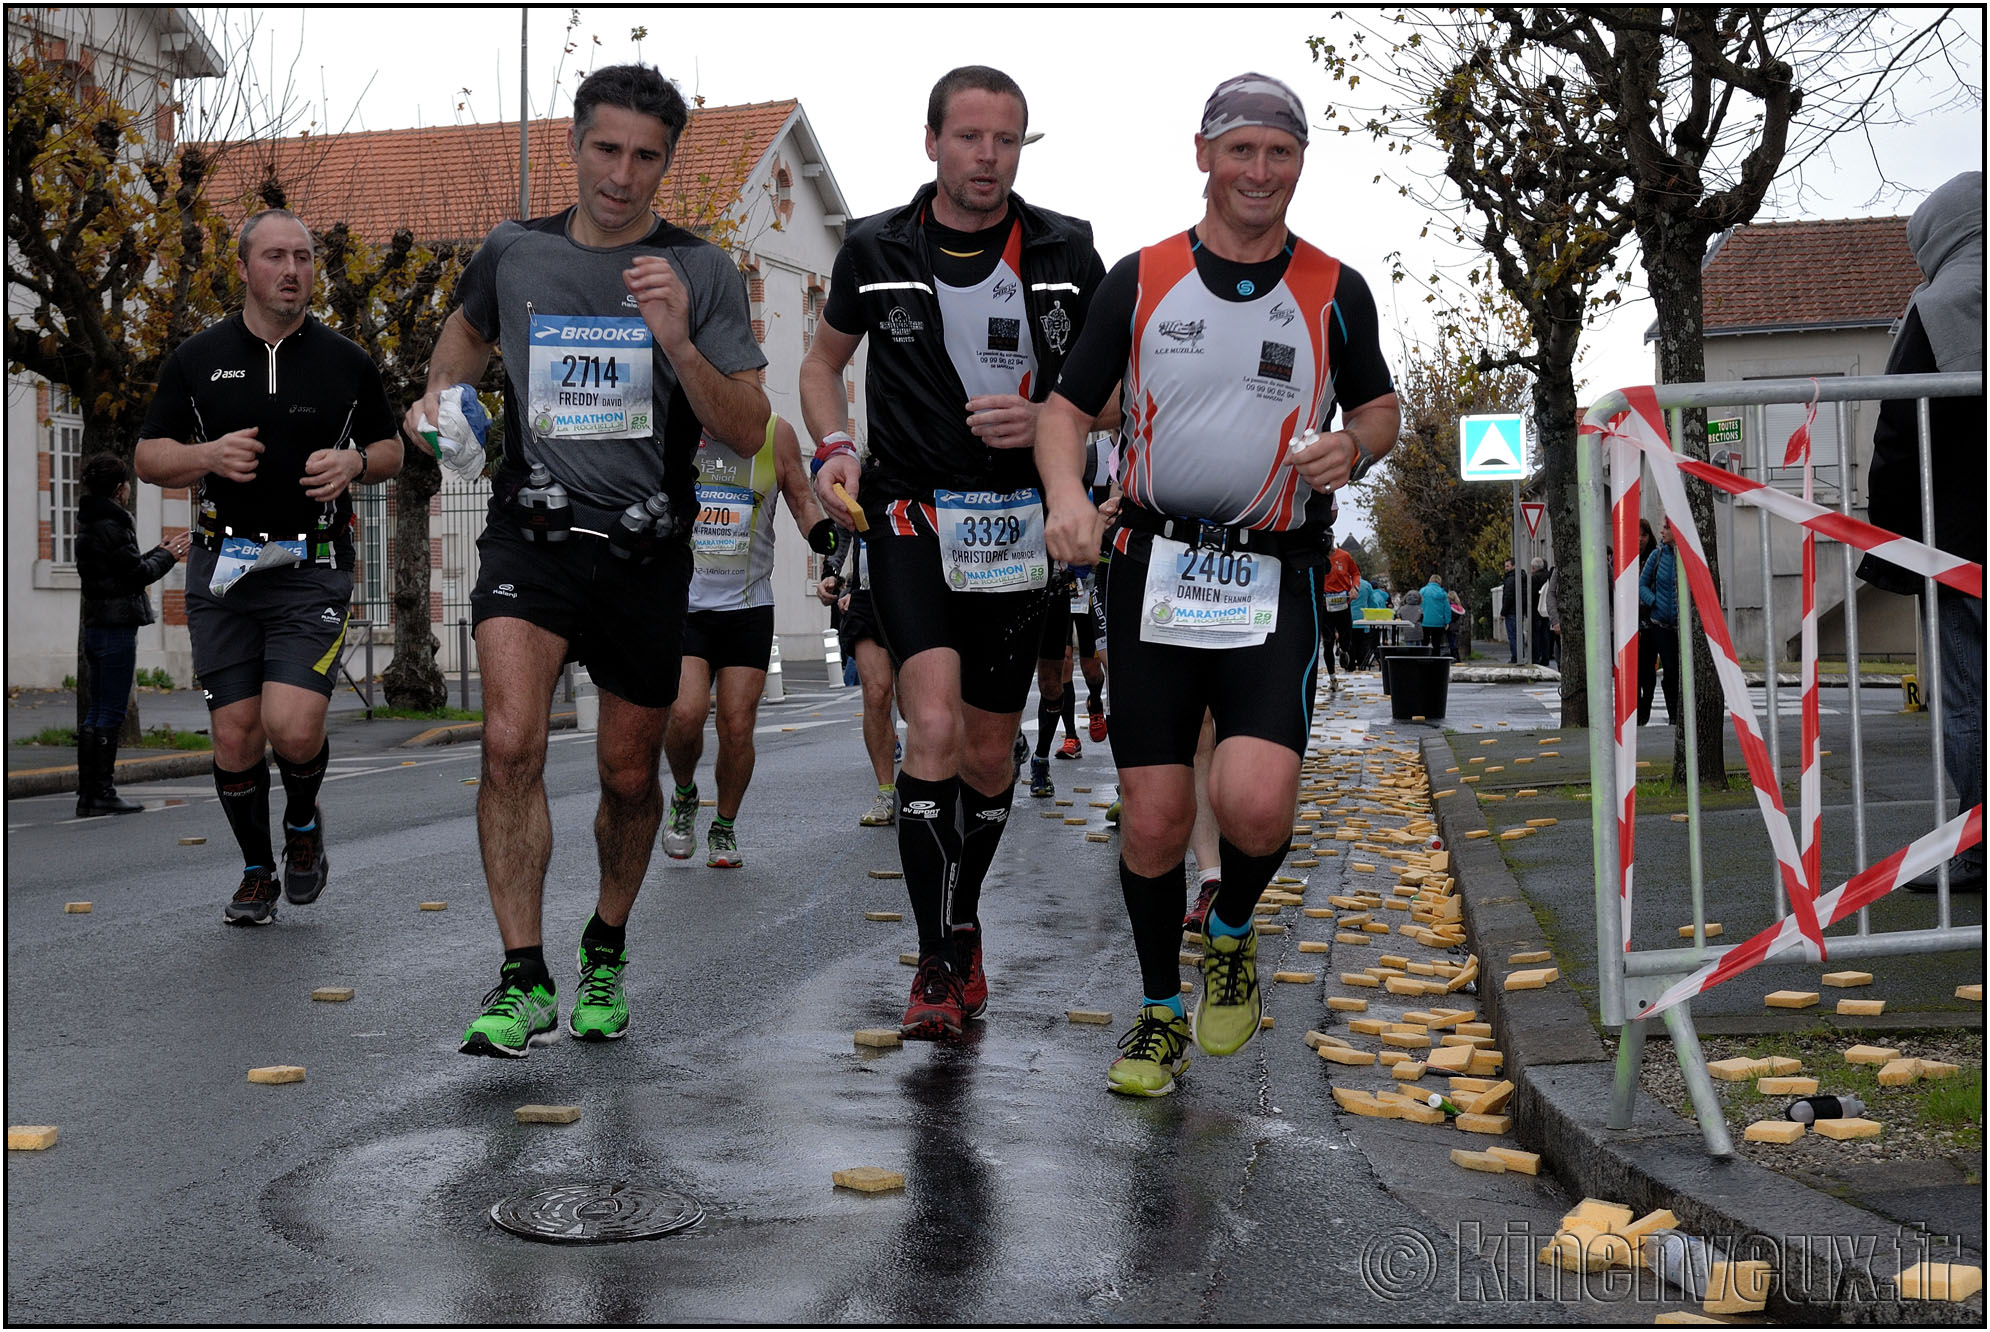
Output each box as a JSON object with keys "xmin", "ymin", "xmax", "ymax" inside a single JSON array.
[{"xmin": 9, "ymin": 678, "xmax": 1676, "ymax": 1323}]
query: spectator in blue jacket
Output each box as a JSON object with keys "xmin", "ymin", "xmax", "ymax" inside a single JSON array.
[
  {"xmin": 1638, "ymin": 524, "xmax": 1679, "ymax": 725},
  {"xmin": 1420, "ymin": 574, "xmax": 1453, "ymax": 654}
]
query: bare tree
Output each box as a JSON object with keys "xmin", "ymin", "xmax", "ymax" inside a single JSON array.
[
  {"xmin": 1486, "ymin": 5, "xmax": 1980, "ymax": 785},
  {"xmin": 1312, "ymin": 10, "xmax": 1638, "ymax": 724},
  {"xmin": 1313, "ymin": 5, "xmax": 1980, "ymax": 782}
]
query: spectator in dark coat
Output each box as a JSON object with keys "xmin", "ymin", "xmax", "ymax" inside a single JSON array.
[
  {"xmin": 74, "ymin": 453, "xmax": 188, "ymax": 816},
  {"xmin": 1856, "ymin": 171, "xmax": 1983, "ymax": 892}
]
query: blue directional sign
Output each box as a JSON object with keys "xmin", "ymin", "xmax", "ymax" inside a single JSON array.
[{"xmin": 1458, "ymin": 413, "xmax": 1527, "ymax": 481}]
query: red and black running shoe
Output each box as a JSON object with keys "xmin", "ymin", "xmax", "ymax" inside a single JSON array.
[
  {"xmin": 901, "ymin": 952, "xmax": 966, "ymax": 1040},
  {"xmin": 1183, "ymin": 877, "xmax": 1222, "ymax": 935},
  {"xmin": 952, "ymin": 925, "xmax": 988, "ymax": 1020}
]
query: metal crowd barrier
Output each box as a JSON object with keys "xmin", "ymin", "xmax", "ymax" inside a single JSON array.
[{"xmin": 1574, "ymin": 372, "xmax": 1983, "ymax": 1156}]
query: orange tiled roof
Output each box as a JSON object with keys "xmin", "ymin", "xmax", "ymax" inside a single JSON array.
[
  {"xmin": 197, "ymin": 99, "xmax": 799, "ymax": 244},
  {"xmin": 1701, "ymin": 217, "xmax": 1921, "ymax": 333}
]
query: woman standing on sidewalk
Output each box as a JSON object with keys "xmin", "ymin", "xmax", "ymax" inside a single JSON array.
[{"xmin": 74, "ymin": 453, "xmax": 189, "ymax": 816}]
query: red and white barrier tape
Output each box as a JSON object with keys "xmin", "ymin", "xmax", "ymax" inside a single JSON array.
[
  {"xmin": 1586, "ymin": 388, "xmax": 1828, "ymax": 956},
  {"xmin": 1581, "ymin": 385, "xmax": 1987, "ymax": 1007},
  {"xmin": 1639, "ymin": 806, "xmax": 1983, "ymax": 1019}
]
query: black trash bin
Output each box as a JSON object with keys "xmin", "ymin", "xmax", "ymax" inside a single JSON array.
[
  {"xmin": 1390, "ymin": 654, "xmax": 1453, "ymax": 720},
  {"xmin": 1378, "ymin": 643, "xmax": 1436, "ymax": 695}
]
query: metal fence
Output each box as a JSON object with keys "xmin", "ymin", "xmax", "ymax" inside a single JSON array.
[{"xmin": 1575, "ymin": 372, "xmax": 1982, "ymax": 1156}]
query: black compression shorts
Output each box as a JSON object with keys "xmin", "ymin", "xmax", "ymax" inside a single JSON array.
[
  {"xmin": 184, "ymin": 545, "xmax": 355, "ymax": 709},
  {"xmin": 682, "ymin": 606, "xmax": 775, "ymax": 673},
  {"xmin": 470, "ymin": 507, "xmax": 691, "ymax": 711},
  {"xmin": 1104, "ymin": 534, "xmax": 1321, "ymax": 768},
  {"xmin": 865, "ymin": 521, "xmax": 1043, "ymax": 716}
]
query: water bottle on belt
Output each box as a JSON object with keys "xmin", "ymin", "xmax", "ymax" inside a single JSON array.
[
  {"xmin": 517, "ymin": 464, "xmax": 571, "ymax": 543},
  {"xmin": 610, "ymin": 493, "xmax": 676, "ymax": 561}
]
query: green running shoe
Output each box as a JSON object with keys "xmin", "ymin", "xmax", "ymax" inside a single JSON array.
[
  {"xmin": 1194, "ymin": 926, "xmax": 1262, "ymax": 1057},
  {"xmin": 662, "ymin": 786, "xmax": 698, "ymax": 859},
  {"xmin": 569, "ymin": 938, "xmax": 630, "ymax": 1041},
  {"xmin": 459, "ymin": 963, "xmax": 558, "ymax": 1058},
  {"xmin": 1108, "ymin": 1003, "xmax": 1192, "ymax": 1097},
  {"xmin": 706, "ymin": 821, "xmax": 742, "ymax": 868}
]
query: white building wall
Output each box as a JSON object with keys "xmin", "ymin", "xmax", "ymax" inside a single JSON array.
[
  {"xmin": 6, "ymin": 8, "xmax": 217, "ymax": 688},
  {"xmin": 1695, "ymin": 327, "xmax": 1919, "ymax": 660}
]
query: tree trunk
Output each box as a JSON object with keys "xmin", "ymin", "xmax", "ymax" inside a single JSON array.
[
  {"xmin": 381, "ymin": 449, "xmax": 447, "ymax": 710},
  {"xmin": 1532, "ymin": 336, "xmax": 1587, "ymax": 728},
  {"xmin": 1643, "ymin": 228, "xmax": 1731, "ymax": 791}
]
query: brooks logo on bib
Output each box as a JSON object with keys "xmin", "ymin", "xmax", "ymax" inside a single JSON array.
[
  {"xmin": 1140, "ymin": 537, "xmax": 1281, "ymax": 648},
  {"xmin": 693, "ymin": 483, "xmax": 755, "ymax": 562},
  {"xmin": 934, "ymin": 488, "xmax": 1047, "ymax": 593},
  {"xmin": 528, "ymin": 313, "xmax": 653, "ymax": 438}
]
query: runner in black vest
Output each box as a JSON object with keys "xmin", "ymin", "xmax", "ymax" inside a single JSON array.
[
  {"xmin": 1039, "ymin": 74, "xmax": 1401, "ymax": 1097},
  {"xmin": 136, "ymin": 208, "xmax": 401, "ymax": 928},
  {"xmin": 801, "ymin": 66, "xmax": 1113, "ymax": 1040}
]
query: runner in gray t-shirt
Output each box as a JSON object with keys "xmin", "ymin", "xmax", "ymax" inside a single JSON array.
[{"xmin": 403, "ymin": 64, "xmax": 770, "ymax": 1061}]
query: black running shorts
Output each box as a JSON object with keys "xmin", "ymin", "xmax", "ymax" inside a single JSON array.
[
  {"xmin": 470, "ymin": 509, "xmax": 691, "ymax": 710},
  {"xmin": 1036, "ymin": 596, "xmax": 1074, "ymax": 662},
  {"xmin": 839, "ymin": 587, "xmax": 883, "ymax": 659},
  {"xmin": 1104, "ymin": 533, "xmax": 1321, "ymax": 768},
  {"xmin": 184, "ymin": 544, "xmax": 355, "ymax": 709},
  {"xmin": 865, "ymin": 518, "xmax": 1043, "ymax": 717},
  {"xmin": 682, "ymin": 606, "xmax": 775, "ymax": 673}
]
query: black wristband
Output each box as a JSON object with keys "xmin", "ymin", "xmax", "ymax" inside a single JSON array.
[{"xmin": 808, "ymin": 517, "xmax": 839, "ymax": 556}]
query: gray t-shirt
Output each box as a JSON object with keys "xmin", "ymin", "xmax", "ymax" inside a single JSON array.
[{"xmin": 456, "ymin": 209, "xmax": 766, "ymax": 511}]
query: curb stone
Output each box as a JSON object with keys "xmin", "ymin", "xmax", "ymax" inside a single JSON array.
[
  {"xmin": 1420, "ymin": 732, "xmax": 1983, "ymax": 1326},
  {"xmin": 5, "ymin": 712, "xmax": 581, "ymax": 797},
  {"xmin": 399, "ymin": 712, "xmax": 577, "ymax": 749}
]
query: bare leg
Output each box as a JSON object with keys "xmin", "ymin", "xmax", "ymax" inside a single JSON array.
[
  {"xmin": 259, "ymin": 682, "xmax": 332, "ymax": 765},
  {"xmin": 711, "ymin": 666, "xmax": 766, "ymax": 819},
  {"xmin": 208, "ymin": 696, "xmax": 268, "ymax": 771},
  {"xmin": 1119, "ymin": 763, "xmax": 1198, "ymax": 875},
  {"xmin": 1188, "ymin": 712, "xmax": 1220, "ymax": 876},
  {"xmin": 1207, "ymin": 736, "xmax": 1302, "ymax": 856},
  {"xmin": 897, "ymin": 648, "xmax": 965, "ymax": 782},
  {"xmin": 855, "ymin": 639, "xmax": 897, "ymax": 787},
  {"xmin": 592, "ymin": 688, "xmax": 668, "ymax": 928},
  {"xmin": 474, "ymin": 617, "xmax": 566, "ymax": 949},
  {"xmin": 663, "ymin": 656, "xmax": 713, "ymax": 789}
]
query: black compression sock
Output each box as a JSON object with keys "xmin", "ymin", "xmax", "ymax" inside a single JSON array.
[
  {"xmin": 1210, "ymin": 836, "xmax": 1293, "ymax": 932},
  {"xmin": 1034, "ymin": 694, "xmax": 1060, "ymax": 759},
  {"xmin": 895, "ymin": 772, "xmax": 962, "ymax": 952},
  {"xmin": 951, "ymin": 777, "xmax": 1015, "ymax": 927},
  {"xmin": 581, "ymin": 913, "xmax": 626, "ymax": 953},
  {"xmin": 274, "ymin": 739, "xmax": 330, "ymax": 829},
  {"xmin": 1120, "ymin": 858, "xmax": 1190, "ymax": 1000},
  {"xmin": 1061, "ymin": 691, "xmax": 1078, "ymax": 741},
  {"xmin": 503, "ymin": 945, "xmax": 551, "ymax": 990},
  {"xmin": 214, "ymin": 759, "xmax": 273, "ymax": 871}
]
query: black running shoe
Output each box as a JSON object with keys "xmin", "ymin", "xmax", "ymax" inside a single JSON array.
[
  {"xmin": 225, "ymin": 868, "xmax": 281, "ymax": 926},
  {"xmin": 281, "ymin": 806, "xmax": 330, "ymax": 905}
]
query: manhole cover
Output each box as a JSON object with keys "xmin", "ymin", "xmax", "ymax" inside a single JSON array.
[{"xmin": 489, "ymin": 1181, "xmax": 703, "ymax": 1244}]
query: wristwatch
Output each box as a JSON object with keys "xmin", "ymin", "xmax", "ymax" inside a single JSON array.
[
  {"xmin": 1347, "ymin": 438, "xmax": 1378, "ymax": 485},
  {"xmin": 353, "ymin": 443, "xmax": 369, "ymax": 481}
]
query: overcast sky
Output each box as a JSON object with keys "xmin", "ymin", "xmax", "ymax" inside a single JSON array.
[{"xmin": 188, "ymin": 6, "xmax": 1984, "ymax": 541}]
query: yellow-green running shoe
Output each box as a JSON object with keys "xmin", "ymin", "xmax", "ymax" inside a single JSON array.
[
  {"xmin": 1107, "ymin": 1003, "xmax": 1192, "ymax": 1097},
  {"xmin": 459, "ymin": 963, "xmax": 558, "ymax": 1058},
  {"xmin": 1193, "ymin": 927, "xmax": 1262, "ymax": 1057},
  {"xmin": 569, "ymin": 938, "xmax": 630, "ymax": 1041}
]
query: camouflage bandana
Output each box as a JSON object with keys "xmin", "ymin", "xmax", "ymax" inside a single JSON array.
[{"xmin": 1199, "ymin": 72, "xmax": 1309, "ymax": 145}]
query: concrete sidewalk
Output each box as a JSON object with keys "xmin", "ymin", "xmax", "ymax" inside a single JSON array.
[{"xmin": 1413, "ymin": 703, "xmax": 1983, "ymax": 1322}]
